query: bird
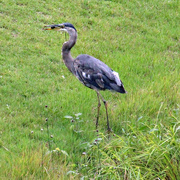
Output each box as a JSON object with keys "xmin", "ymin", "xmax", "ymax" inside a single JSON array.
[{"xmin": 43, "ymin": 23, "xmax": 126, "ymax": 132}]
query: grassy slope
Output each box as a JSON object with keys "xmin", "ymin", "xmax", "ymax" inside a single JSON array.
[{"xmin": 0, "ymin": 0, "xmax": 179, "ymax": 179}]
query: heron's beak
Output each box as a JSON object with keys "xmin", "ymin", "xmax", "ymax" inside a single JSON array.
[{"xmin": 43, "ymin": 24, "xmax": 65, "ymax": 31}]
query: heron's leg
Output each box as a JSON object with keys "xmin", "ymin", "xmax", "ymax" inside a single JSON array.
[
  {"xmin": 98, "ymin": 92, "xmax": 111, "ymax": 132},
  {"xmin": 96, "ymin": 91, "xmax": 101, "ymax": 129}
]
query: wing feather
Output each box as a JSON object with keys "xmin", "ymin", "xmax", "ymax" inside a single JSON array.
[{"xmin": 73, "ymin": 54, "xmax": 126, "ymax": 93}]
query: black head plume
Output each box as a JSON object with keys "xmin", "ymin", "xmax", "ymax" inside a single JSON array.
[{"xmin": 63, "ymin": 23, "xmax": 77, "ymax": 32}]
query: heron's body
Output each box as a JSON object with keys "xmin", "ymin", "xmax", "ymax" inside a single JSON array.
[
  {"xmin": 44, "ymin": 23, "xmax": 126, "ymax": 131},
  {"xmin": 74, "ymin": 54, "xmax": 126, "ymax": 93}
]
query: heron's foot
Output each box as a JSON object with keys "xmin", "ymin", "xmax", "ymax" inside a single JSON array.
[
  {"xmin": 107, "ymin": 127, "xmax": 113, "ymax": 133},
  {"xmin": 96, "ymin": 117, "xmax": 99, "ymax": 129},
  {"xmin": 96, "ymin": 121, "xmax": 98, "ymax": 128}
]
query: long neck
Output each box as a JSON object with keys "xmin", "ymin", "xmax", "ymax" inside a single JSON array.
[{"xmin": 62, "ymin": 30, "xmax": 77, "ymax": 74}]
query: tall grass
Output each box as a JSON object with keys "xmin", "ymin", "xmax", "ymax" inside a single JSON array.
[
  {"xmin": 0, "ymin": 0, "xmax": 179, "ymax": 179},
  {"xmin": 77, "ymin": 113, "xmax": 179, "ymax": 179}
]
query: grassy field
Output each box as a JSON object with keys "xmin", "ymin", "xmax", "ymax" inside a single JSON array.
[{"xmin": 0, "ymin": 0, "xmax": 179, "ymax": 179}]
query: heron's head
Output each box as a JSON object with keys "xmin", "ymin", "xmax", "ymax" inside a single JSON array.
[{"xmin": 43, "ymin": 23, "xmax": 77, "ymax": 34}]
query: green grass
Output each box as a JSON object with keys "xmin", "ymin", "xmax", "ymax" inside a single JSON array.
[{"xmin": 0, "ymin": 0, "xmax": 179, "ymax": 179}]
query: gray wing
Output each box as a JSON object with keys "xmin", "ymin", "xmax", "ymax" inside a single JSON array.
[{"xmin": 73, "ymin": 54, "xmax": 126, "ymax": 93}]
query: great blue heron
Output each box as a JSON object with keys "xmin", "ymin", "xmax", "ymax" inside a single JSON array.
[{"xmin": 43, "ymin": 23, "xmax": 126, "ymax": 132}]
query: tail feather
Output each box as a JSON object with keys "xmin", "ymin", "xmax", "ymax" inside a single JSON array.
[
  {"xmin": 110, "ymin": 83, "xmax": 127, "ymax": 93},
  {"xmin": 111, "ymin": 71, "xmax": 126, "ymax": 93}
]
